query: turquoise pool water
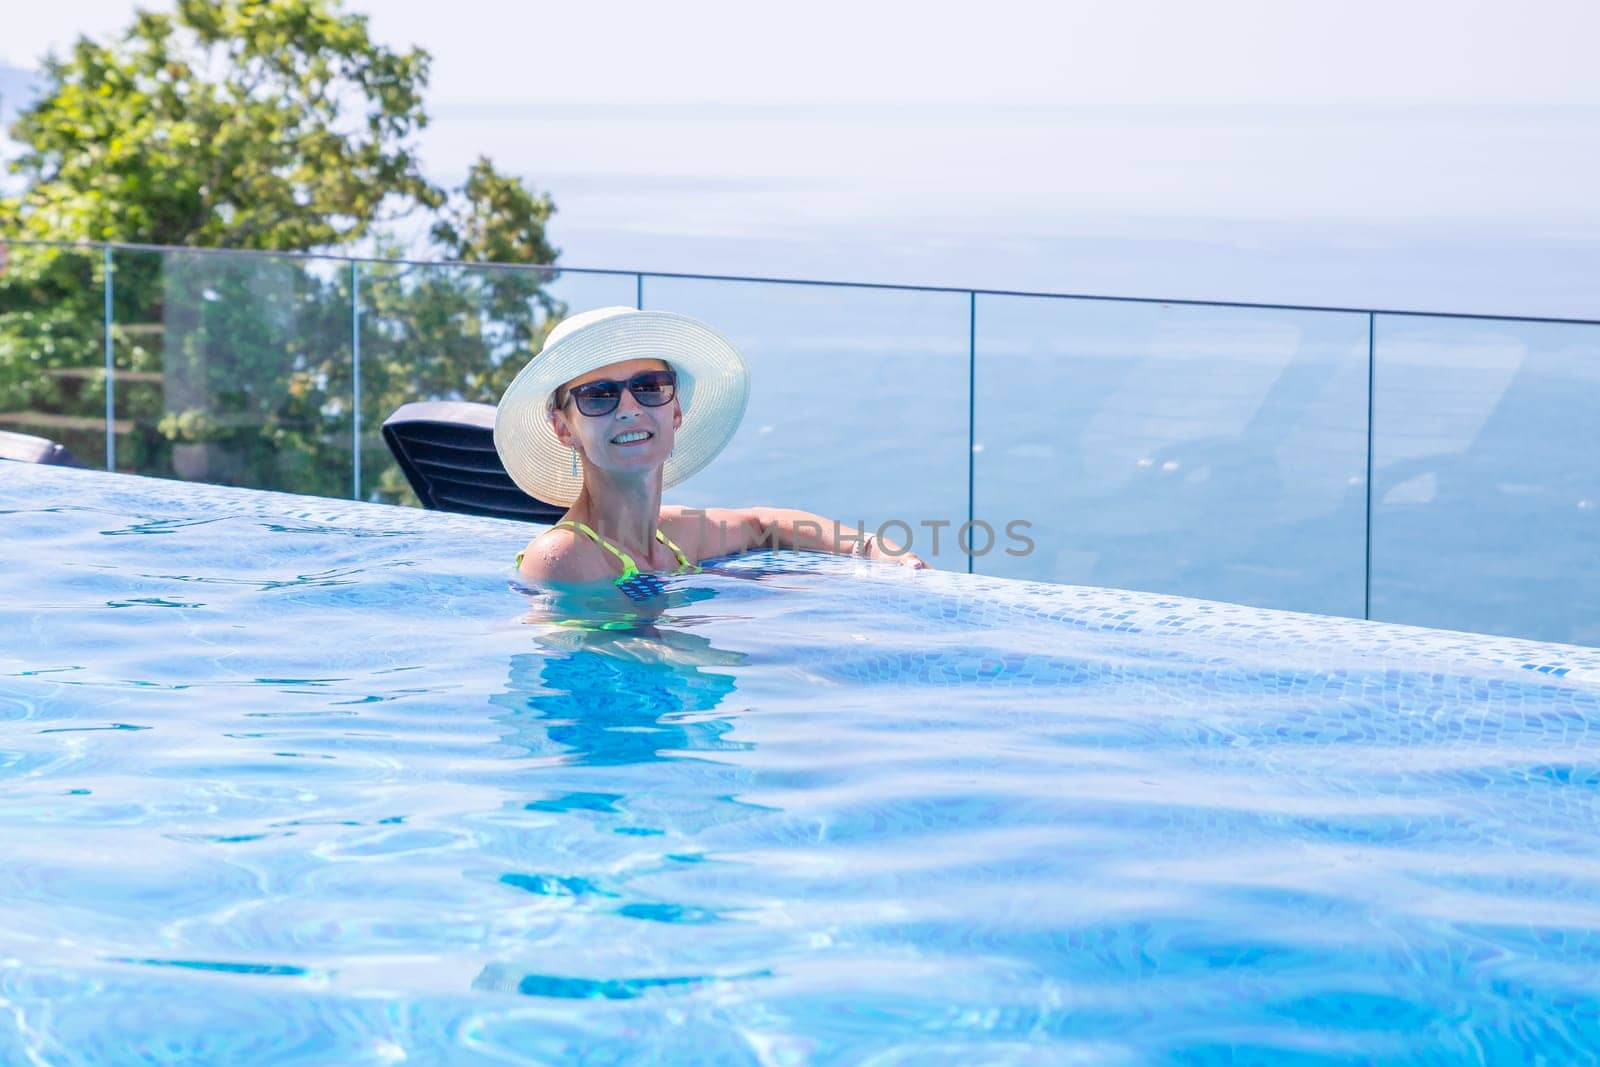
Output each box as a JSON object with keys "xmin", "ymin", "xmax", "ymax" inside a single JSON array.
[{"xmin": 2, "ymin": 464, "xmax": 1598, "ymax": 1064}]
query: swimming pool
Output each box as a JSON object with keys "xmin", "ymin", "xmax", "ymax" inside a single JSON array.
[{"xmin": 3, "ymin": 464, "xmax": 1598, "ymax": 1064}]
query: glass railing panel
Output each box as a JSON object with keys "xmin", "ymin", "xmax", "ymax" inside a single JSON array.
[
  {"xmin": 109, "ymin": 247, "xmax": 354, "ymax": 495},
  {"xmin": 356, "ymin": 262, "xmax": 636, "ymax": 506},
  {"xmin": 0, "ymin": 240, "xmax": 111, "ymax": 469},
  {"xmin": 640, "ymin": 276, "xmax": 972, "ymax": 570},
  {"xmin": 1371, "ymin": 315, "xmax": 1600, "ymax": 645},
  {"xmin": 9, "ymin": 238, "xmax": 1588, "ymax": 646},
  {"xmin": 974, "ymin": 295, "xmax": 1370, "ymax": 616}
]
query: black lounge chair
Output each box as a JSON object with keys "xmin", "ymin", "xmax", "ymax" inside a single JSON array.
[
  {"xmin": 0, "ymin": 430, "xmax": 81, "ymax": 467},
  {"xmin": 381, "ymin": 401, "xmax": 562, "ymax": 523}
]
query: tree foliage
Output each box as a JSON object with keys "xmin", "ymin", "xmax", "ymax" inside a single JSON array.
[{"xmin": 0, "ymin": 0, "xmax": 563, "ymax": 502}]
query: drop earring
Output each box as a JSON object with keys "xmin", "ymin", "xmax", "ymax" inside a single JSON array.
[{"xmin": 571, "ymin": 448, "xmax": 578, "ymax": 476}]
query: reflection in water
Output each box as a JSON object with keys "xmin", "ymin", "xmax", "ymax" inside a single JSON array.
[
  {"xmin": 489, "ymin": 619, "xmax": 750, "ymax": 767},
  {"xmin": 478, "ymin": 615, "xmax": 765, "ymax": 999}
]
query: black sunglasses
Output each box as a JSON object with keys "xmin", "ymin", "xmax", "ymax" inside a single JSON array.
[{"xmin": 560, "ymin": 369, "xmax": 678, "ymax": 417}]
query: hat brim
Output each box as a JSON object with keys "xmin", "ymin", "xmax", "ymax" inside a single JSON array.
[{"xmin": 494, "ymin": 310, "xmax": 750, "ymax": 508}]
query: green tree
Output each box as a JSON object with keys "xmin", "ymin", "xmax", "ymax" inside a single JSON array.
[{"xmin": 0, "ymin": 0, "xmax": 561, "ymax": 500}]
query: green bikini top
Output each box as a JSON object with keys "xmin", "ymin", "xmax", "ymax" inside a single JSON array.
[{"xmin": 517, "ymin": 519, "xmax": 698, "ymax": 602}]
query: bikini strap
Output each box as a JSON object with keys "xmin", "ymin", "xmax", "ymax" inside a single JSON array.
[
  {"xmin": 655, "ymin": 528, "xmax": 694, "ymax": 571},
  {"xmin": 553, "ymin": 519, "xmax": 640, "ymax": 579}
]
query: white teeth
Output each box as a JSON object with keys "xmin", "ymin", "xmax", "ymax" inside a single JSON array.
[{"xmin": 611, "ymin": 430, "xmax": 651, "ymax": 444}]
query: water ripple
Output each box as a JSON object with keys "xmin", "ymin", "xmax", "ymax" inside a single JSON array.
[{"xmin": 2, "ymin": 464, "xmax": 1599, "ymax": 1062}]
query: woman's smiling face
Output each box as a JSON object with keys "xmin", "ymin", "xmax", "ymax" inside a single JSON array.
[{"xmin": 550, "ymin": 357, "xmax": 682, "ymax": 474}]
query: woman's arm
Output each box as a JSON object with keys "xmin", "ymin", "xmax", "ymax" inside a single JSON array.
[{"xmin": 667, "ymin": 507, "xmax": 927, "ymax": 568}]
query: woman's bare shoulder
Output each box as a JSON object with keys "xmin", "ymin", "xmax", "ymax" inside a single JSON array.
[
  {"xmin": 659, "ymin": 504, "xmax": 761, "ymax": 531},
  {"xmin": 517, "ymin": 526, "xmax": 614, "ymax": 584},
  {"xmin": 659, "ymin": 505, "xmax": 765, "ymax": 560}
]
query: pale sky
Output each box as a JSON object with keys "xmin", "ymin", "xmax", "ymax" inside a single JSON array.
[{"xmin": 4, "ymin": 1, "xmax": 1598, "ymax": 317}]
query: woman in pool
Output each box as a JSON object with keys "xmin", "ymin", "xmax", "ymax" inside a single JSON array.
[{"xmin": 495, "ymin": 306, "xmax": 925, "ymax": 601}]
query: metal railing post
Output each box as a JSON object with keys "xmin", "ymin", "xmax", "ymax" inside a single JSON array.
[
  {"xmin": 1364, "ymin": 312, "xmax": 1376, "ymax": 620},
  {"xmin": 104, "ymin": 244, "xmax": 115, "ymax": 472},
  {"xmin": 968, "ymin": 291, "xmax": 977, "ymax": 575},
  {"xmin": 351, "ymin": 259, "xmax": 362, "ymax": 501}
]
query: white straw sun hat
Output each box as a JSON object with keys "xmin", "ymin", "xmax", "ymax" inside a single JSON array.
[{"xmin": 494, "ymin": 306, "xmax": 750, "ymax": 507}]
